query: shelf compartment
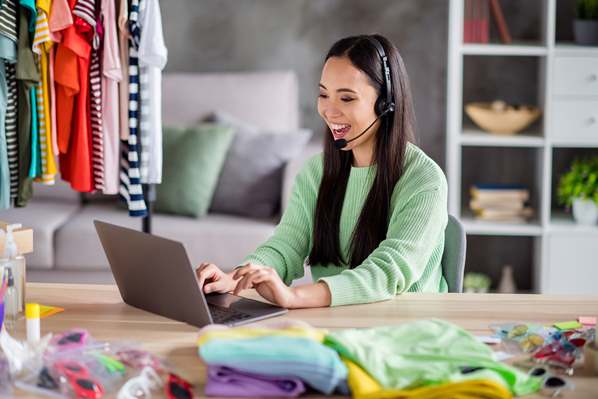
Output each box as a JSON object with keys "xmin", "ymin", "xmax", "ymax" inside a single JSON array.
[
  {"xmin": 462, "ymin": 56, "xmax": 546, "ymax": 139},
  {"xmin": 465, "ymin": 235, "xmax": 537, "ymax": 293},
  {"xmin": 550, "ymin": 147, "xmax": 598, "ymax": 228},
  {"xmin": 461, "ymin": 146, "xmax": 544, "ymax": 235},
  {"xmin": 461, "ymin": 0, "xmax": 546, "ymax": 49}
]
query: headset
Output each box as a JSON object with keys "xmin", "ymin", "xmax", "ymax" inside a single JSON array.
[
  {"xmin": 334, "ymin": 36, "xmax": 396, "ymax": 149},
  {"xmin": 367, "ymin": 36, "xmax": 396, "ymax": 117}
]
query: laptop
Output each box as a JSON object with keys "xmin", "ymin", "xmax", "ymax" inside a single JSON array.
[{"xmin": 94, "ymin": 220, "xmax": 288, "ymax": 328}]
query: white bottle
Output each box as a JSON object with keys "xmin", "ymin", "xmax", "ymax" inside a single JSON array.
[
  {"xmin": 0, "ymin": 224, "xmax": 26, "ymax": 313},
  {"xmin": 26, "ymin": 303, "xmax": 40, "ymax": 345}
]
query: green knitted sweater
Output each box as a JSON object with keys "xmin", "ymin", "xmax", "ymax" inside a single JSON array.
[{"xmin": 243, "ymin": 143, "xmax": 448, "ymax": 306}]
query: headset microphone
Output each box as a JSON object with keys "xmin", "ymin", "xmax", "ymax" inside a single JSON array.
[{"xmin": 333, "ymin": 106, "xmax": 393, "ymax": 150}]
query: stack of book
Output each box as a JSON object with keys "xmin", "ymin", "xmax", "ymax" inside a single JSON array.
[
  {"xmin": 463, "ymin": 0, "xmax": 512, "ymax": 44},
  {"xmin": 469, "ymin": 184, "xmax": 533, "ymax": 222}
]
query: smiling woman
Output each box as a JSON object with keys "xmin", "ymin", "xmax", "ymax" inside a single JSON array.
[{"xmin": 196, "ymin": 34, "xmax": 449, "ymax": 309}]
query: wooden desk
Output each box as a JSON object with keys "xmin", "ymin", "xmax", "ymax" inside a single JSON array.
[{"xmin": 10, "ymin": 284, "xmax": 598, "ymax": 398}]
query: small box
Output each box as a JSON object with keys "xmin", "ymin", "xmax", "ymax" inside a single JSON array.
[{"xmin": 0, "ymin": 221, "xmax": 33, "ymax": 255}]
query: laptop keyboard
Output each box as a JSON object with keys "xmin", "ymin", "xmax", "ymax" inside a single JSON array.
[{"xmin": 208, "ymin": 303, "xmax": 253, "ymax": 324}]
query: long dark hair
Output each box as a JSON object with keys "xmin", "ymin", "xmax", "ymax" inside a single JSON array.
[{"xmin": 307, "ymin": 34, "xmax": 416, "ymax": 268}]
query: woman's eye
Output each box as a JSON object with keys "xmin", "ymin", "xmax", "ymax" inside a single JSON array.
[
  {"xmin": 341, "ymin": 98, "xmax": 354, "ymax": 102},
  {"xmin": 318, "ymin": 94, "xmax": 327, "ymax": 99}
]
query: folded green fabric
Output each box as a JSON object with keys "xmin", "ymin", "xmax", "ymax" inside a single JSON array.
[
  {"xmin": 324, "ymin": 319, "xmax": 540, "ymax": 396},
  {"xmin": 156, "ymin": 124, "xmax": 234, "ymax": 217}
]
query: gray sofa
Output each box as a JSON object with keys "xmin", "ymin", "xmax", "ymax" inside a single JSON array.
[{"xmin": 0, "ymin": 71, "xmax": 320, "ymax": 284}]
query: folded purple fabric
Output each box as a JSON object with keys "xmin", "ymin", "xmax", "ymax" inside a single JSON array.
[{"xmin": 205, "ymin": 365, "xmax": 306, "ymax": 397}]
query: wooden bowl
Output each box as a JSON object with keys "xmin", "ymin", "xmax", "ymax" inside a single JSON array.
[{"xmin": 465, "ymin": 102, "xmax": 541, "ymax": 135}]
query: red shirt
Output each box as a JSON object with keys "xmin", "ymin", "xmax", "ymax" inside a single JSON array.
[{"xmin": 56, "ymin": 0, "xmax": 92, "ymax": 192}]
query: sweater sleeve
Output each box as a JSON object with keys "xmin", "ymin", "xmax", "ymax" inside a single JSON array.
[
  {"xmin": 318, "ymin": 187, "xmax": 448, "ymax": 306},
  {"xmin": 241, "ymin": 158, "xmax": 319, "ymax": 285}
]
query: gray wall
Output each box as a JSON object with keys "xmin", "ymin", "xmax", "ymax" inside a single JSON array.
[{"xmin": 162, "ymin": 0, "xmax": 449, "ymax": 167}]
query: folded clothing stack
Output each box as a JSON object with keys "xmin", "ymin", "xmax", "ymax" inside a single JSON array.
[
  {"xmin": 325, "ymin": 319, "xmax": 541, "ymax": 398},
  {"xmin": 197, "ymin": 319, "xmax": 541, "ymax": 398},
  {"xmin": 197, "ymin": 322, "xmax": 348, "ymax": 397}
]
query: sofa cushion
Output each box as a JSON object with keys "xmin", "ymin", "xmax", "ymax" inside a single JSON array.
[
  {"xmin": 0, "ymin": 200, "xmax": 81, "ymax": 269},
  {"xmin": 156, "ymin": 124, "xmax": 234, "ymax": 217},
  {"xmin": 205, "ymin": 111, "xmax": 312, "ymax": 218},
  {"xmin": 54, "ymin": 204, "xmax": 277, "ymax": 272}
]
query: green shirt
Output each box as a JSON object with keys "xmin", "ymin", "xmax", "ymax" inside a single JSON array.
[
  {"xmin": 324, "ymin": 320, "xmax": 540, "ymax": 395},
  {"xmin": 243, "ymin": 143, "xmax": 449, "ymax": 306}
]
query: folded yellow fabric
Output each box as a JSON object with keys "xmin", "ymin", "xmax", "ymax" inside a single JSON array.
[
  {"xmin": 343, "ymin": 359, "xmax": 512, "ymax": 399},
  {"xmin": 197, "ymin": 326, "xmax": 326, "ymax": 347}
]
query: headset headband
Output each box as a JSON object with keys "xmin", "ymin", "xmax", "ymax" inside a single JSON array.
[{"xmin": 365, "ymin": 36, "xmax": 394, "ymax": 112}]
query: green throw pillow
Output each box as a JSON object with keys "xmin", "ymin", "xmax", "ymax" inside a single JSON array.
[{"xmin": 155, "ymin": 124, "xmax": 234, "ymax": 217}]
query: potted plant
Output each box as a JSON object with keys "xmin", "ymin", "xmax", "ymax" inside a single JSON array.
[
  {"xmin": 574, "ymin": 0, "xmax": 598, "ymax": 45},
  {"xmin": 463, "ymin": 272, "xmax": 492, "ymax": 293},
  {"xmin": 557, "ymin": 157, "xmax": 598, "ymax": 225}
]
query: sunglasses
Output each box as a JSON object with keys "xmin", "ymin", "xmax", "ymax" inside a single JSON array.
[
  {"xmin": 53, "ymin": 329, "xmax": 90, "ymax": 350},
  {"xmin": 116, "ymin": 349, "xmax": 165, "ymax": 372},
  {"xmin": 166, "ymin": 373, "xmax": 193, "ymax": 399},
  {"xmin": 94, "ymin": 353, "xmax": 126, "ymax": 376},
  {"xmin": 117, "ymin": 366, "xmax": 163, "ymax": 399},
  {"xmin": 532, "ymin": 332, "xmax": 586, "ymax": 369},
  {"xmin": 54, "ymin": 360, "xmax": 105, "ymax": 399},
  {"xmin": 528, "ymin": 367, "xmax": 572, "ymax": 397}
]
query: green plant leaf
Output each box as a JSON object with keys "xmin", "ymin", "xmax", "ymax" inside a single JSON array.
[{"xmin": 557, "ymin": 156, "xmax": 598, "ymax": 207}]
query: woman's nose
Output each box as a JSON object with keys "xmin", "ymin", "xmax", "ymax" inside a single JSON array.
[{"xmin": 322, "ymin": 107, "xmax": 343, "ymax": 120}]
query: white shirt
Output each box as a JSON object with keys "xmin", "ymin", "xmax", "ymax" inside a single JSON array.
[{"xmin": 138, "ymin": 0, "xmax": 167, "ymax": 184}]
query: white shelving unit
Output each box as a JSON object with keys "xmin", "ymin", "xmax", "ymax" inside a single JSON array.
[{"xmin": 446, "ymin": 0, "xmax": 598, "ymax": 295}]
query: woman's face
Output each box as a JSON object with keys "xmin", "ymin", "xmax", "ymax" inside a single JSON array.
[{"xmin": 317, "ymin": 56, "xmax": 380, "ymax": 151}]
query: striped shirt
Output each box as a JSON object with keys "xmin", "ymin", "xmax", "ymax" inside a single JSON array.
[
  {"xmin": 6, "ymin": 65, "xmax": 17, "ymax": 200},
  {"xmin": 0, "ymin": 0, "xmax": 18, "ymax": 201},
  {"xmin": 73, "ymin": 0, "xmax": 96, "ymax": 28},
  {"xmin": 90, "ymin": 14, "xmax": 104, "ymax": 191},
  {"xmin": 0, "ymin": 0, "xmax": 17, "ymax": 42},
  {"xmin": 119, "ymin": 0, "xmax": 147, "ymax": 216}
]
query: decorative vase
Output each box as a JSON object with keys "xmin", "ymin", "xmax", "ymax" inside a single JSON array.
[
  {"xmin": 498, "ymin": 265, "xmax": 516, "ymax": 294},
  {"xmin": 574, "ymin": 19, "xmax": 598, "ymax": 46},
  {"xmin": 572, "ymin": 198, "xmax": 598, "ymax": 225}
]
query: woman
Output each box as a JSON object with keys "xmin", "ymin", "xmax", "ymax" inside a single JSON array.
[{"xmin": 196, "ymin": 34, "xmax": 448, "ymax": 308}]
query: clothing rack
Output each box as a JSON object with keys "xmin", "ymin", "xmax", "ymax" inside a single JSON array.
[
  {"xmin": 79, "ymin": 183, "xmax": 155, "ymax": 234},
  {"xmin": 142, "ymin": 184, "xmax": 155, "ymax": 234}
]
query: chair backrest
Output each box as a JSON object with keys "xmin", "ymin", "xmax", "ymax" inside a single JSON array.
[{"xmin": 442, "ymin": 215, "xmax": 466, "ymax": 293}]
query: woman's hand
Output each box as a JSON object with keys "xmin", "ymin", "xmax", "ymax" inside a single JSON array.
[
  {"xmin": 232, "ymin": 263, "xmax": 298, "ymax": 308},
  {"xmin": 195, "ymin": 262, "xmax": 238, "ymax": 294}
]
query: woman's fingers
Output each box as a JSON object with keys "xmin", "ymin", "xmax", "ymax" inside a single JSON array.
[
  {"xmin": 233, "ymin": 263, "xmax": 272, "ymax": 280},
  {"xmin": 233, "ymin": 264, "xmax": 258, "ymax": 280},
  {"xmin": 204, "ymin": 279, "xmax": 229, "ymax": 294},
  {"xmin": 196, "ymin": 263, "xmax": 219, "ymax": 290},
  {"xmin": 233, "ymin": 270, "xmax": 268, "ymax": 296}
]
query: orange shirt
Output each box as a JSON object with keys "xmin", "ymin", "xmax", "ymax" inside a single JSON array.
[{"xmin": 55, "ymin": 0, "xmax": 92, "ymax": 192}]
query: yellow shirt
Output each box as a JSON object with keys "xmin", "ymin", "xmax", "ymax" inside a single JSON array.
[
  {"xmin": 343, "ymin": 359, "xmax": 512, "ymax": 399},
  {"xmin": 33, "ymin": 0, "xmax": 56, "ymax": 184},
  {"xmin": 197, "ymin": 326, "xmax": 326, "ymax": 347}
]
